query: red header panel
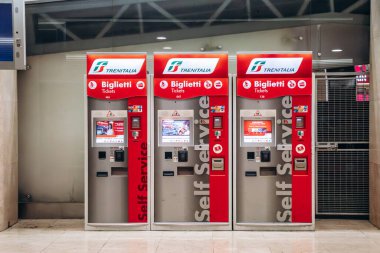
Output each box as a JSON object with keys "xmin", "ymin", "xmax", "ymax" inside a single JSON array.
[
  {"xmin": 86, "ymin": 53, "xmax": 147, "ymax": 100},
  {"xmin": 154, "ymin": 53, "xmax": 228, "ymax": 78},
  {"xmin": 237, "ymin": 52, "xmax": 312, "ymax": 99},
  {"xmin": 154, "ymin": 53, "xmax": 229, "ymax": 99}
]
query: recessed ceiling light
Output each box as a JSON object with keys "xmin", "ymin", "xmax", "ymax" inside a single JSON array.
[
  {"xmin": 156, "ymin": 36, "xmax": 167, "ymax": 40},
  {"xmin": 163, "ymin": 46, "xmax": 172, "ymax": 50},
  {"xmin": 331, "ymin": 49, "xmax": 343, "ymax": 53}
]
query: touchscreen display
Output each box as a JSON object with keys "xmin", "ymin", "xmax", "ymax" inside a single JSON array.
[
  {"xmin": 95, "ymin": 120, "xmax": 125, "ymax": 144},
  {"xmin": 243, "ymin": 120, "xmax": 273, "ymax": 144},
  {"xmin": 161, "ymin": 119, "xmax": 191, "ymax": 144}
]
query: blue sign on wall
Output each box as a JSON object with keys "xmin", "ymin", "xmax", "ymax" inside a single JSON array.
[{"xmin": 0, "ymin": 3, "xmax": 14, "ymax": 62}]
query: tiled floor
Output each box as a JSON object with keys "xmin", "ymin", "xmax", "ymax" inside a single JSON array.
[{"xmin": 0, "ymin": 219, "xmax": 379, "ymax": 253}]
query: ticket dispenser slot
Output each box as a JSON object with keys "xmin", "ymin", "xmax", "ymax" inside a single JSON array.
[
  {"xmin": 111, "ymin": 167, "xmax": 128, "ymax": 176},
  {"xmin": 177, "ymin": 167, "xmax": 194, "ymax": 175},
  {"xmin": 212, "ymin": 158, "xmax": 224, "ymax": 171},
  {"xmin": 294, "ymin": 158, "xmax": 307, "ymax": 171},
  {"xmin": 260, "ymin": 167, "xmax": 277, "ymax": 176}
]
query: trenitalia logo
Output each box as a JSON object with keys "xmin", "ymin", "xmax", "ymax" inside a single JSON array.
[
  {"xmin": 250, "ymin": 60, "xmax": 266, "ymax": 72},
  {"xmin": 163, "ymin": 58, "xmax": 219, "ymax": 74},
  {"xmin": 246, "ymin": 57, "xmax": 303, "ymax": 74},
  {"xmin": 167, "ymin": 60, "xmax": 183, "ymax": 72},
  {"xmin": 89, "ymin": 58, "xmax": 145, "ymax": 75},
  {"xmin": 93, "ymin": 61, "xmax": 108, "ymax": 73}
]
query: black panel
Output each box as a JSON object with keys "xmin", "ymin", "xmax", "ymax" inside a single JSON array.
[
  {"xmin": 178, "ymin": 150, "xmax": 188, "ymax": 162},
  {"xmin": 98, "ymin": 151, "xmax": 106, "ymax": 159},
  {"xmin": 260, "ymin": 150, "xmax": 271, "ymax": 162},
  {"xmin": 317, "ymin": 151, "xmax": 369, "ymax": 214},
  {"xmin": 317, "ymin": 79, "xmax": 369, "ymax": 215},
  {"xmin": 164, "ymin": 151, "xmax": 172, "ymax": 160},
  {"xmin": 114, "ymin": 150, "xmax": 125, "ymax": 162},
  {"xmin": 247, "ymin": 151, "xmax": 255, "ymax": 160},
  {"xmin": 317, "ymin": 80, "xmax": 369, "ymax": 143}
]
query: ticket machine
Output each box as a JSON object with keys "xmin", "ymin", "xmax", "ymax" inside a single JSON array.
[
  {"xmin": 151, "ymin": 52, "xmax": 231, "ymax": 230},
  {"xmin": 234, "ymin": 52, "xmax": 314, "ymax": 230},
  {"xmin": 85, "ymin": 53, "xmax": 149, "ymax": 230}
]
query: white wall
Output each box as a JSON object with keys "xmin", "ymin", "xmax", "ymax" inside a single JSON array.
[
  {"xmin": 0, "ymin": 70, "xmax": 18, "ymax": 230},
  {"xmin": 369, "ymin": 0, "xmax": 380, "ymax": 228}
]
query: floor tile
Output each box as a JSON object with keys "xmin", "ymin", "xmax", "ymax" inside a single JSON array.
[{"xmin": 0, "ymin": 219, "xmax": 378, "ymax": 253}]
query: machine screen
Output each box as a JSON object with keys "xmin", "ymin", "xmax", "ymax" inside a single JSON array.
[
  {"xmin": 243, "ymin": 120, "xmax": 273, "ymax": 144},
  {"xmin": 161, "ymin": 119, "xmax": 191, "ymax": 144},
  {"xmin": 95, "ymin": 120, "xmax": 125, "ymax": 144}
]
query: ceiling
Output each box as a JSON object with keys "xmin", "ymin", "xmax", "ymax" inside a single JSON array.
[{"xmin": 25, "ymin": 0, "xmax": 370, "ymax": 55}]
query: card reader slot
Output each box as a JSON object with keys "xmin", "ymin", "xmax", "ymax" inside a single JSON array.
[
  {"xmin": 111, "ymin": 167, "xmax": 128, "ymax": 176},
  {"xmin": 163, "ymin": 171, "xmax": 174, "ymax": 176},
  {"xmin": 260, "ymin": 167, "xmax": 277, "ymax": 176},
  {"xmin": 245, "ymin": 171, "xmax": 257, "ymax": 177},
  {"xmin": 96, "ymin": 171, "xmax": 108, "ymax": 177},
  {"xmin": 177, "ymin": 166, "xmax": 194, "ymax": 175}
]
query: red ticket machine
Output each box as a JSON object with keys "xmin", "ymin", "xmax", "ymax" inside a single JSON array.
[
  {"xmin": 85, "ymin": 53, "xmax": 149, "ymax": 230},
  {"xmin": 151, "ymin": 52, "xmax": 231, "ymax": 230},
  {"xmin": 234, "ymin": 52, "xmax": 314, "ymax": 230}
]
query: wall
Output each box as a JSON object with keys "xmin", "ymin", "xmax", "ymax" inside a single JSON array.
[
  {"xmin": 18, "ymin": 23, "xmax": 369, "ymax": 218},
  {"xmin": 369, "ymin": 0, "xmax": 380, "ymax": 228},
  {"xmin": 0, "ymin": 70, "xmax": 18, "ymax": 230}
]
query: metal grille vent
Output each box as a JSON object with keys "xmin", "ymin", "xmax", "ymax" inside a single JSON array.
[
  {"xmin": 317, "ymin": 79, "xmax": 369, "ymax": 143},
  {"xmin": 317, "ymin": 151, "xmax": 369, "ymax": 214}
]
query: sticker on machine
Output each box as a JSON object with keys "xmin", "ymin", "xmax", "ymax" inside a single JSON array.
[
  {"xmin": 128, "ymin": 105, "xmax": 143, "ymax": 113},
  {"xmin": 211, "ymin": 105, "xmax": 225, "ymax": 113},
  {"xmin": 295, "ymin": 144, "xmax": 306, "ymax": 154},
  {"xmin": 213, "ymin": 144, "xmax": 223, "ymax": 154},
  {"xmin": 294, "ymin": 105, "xmax": 308, "ymax": 113}
]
